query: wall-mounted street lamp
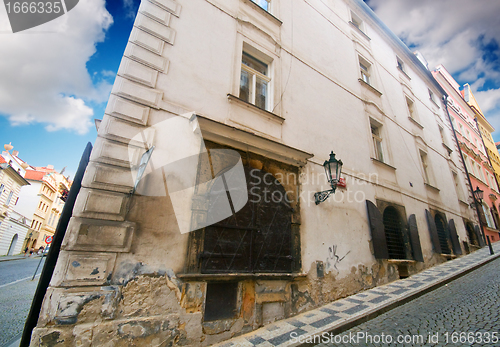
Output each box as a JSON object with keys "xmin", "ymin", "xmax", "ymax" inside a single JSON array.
[
  {"xmin": 314, "ymin": 151, "xmax": 343, "ymax": 205},
  {"xmin": 473, "ymin": 186, "xmax": 484, "ymax": 203}
]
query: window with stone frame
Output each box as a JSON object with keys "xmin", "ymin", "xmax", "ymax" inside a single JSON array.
[
  {"xmin": 185, "ymin": 142, "xmax": 301, "ymax": 275},
  {"xmin": 240, "ymin": 50, "xmax": 272, "ymax": 111},
  {"xmin": 382, "ymin": 206, "xmax": 406, "ymax": 259},
  {"xmin": 366, "ymin": 200, "xmax": 422, "ymax": 263},
  {"xmin": 419, "ymin": 150, "xmax": 432, "ymax": 185},
  {"xmin": 428, "ymin": 88, "xmax": 437, "ymax": 104},
  {"xmin": 452, "ymin": 171, "xmax": 464, "ymax": 201},
  {"xmin": 350, "ymin": 11, "xmax": 365, "ymax": 33},
  {"xmin": 5, "ymin": 191, "xmax": 13, "ymax": 206},
  {"xmin": 482, "ymin": 202, "xmax": 495, "ymax": 229},
  {"xmin": 252, "ymin": 0, "xmax": 270, "ymax": 12},
  {"xmin": 406, "ymin": 96, "xmax": 417, "ymax": 120},
  {"xmin": 434, "ymin": 214, "xmax": 451, "ymax": 254},
  {"xmin": 396, "ymin": 56, "xmax": 405, "ymax": 73},
  {"xmin": 359, "ymin": 57, "xmax": 372, "ymax": 85},
  {"xmin": 370, "ymin": 121, "xmax": 384, "ymax": 162}
]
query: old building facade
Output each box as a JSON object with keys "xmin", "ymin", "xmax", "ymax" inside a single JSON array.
[
  {"xmin": 17, "ymin": 167, "xmax": 71, "ymax": 250},
  {"xmin": 463, "ymin": 83, "xmax": 500, "ymax": 238},
  {"xmin": 433, "ymin": 66, "xmax": 500, "ymax": 244},
  {"xmin": 31, "ymin": 0, "xmax": 481, "ymax": 345},
  {"xmin": 0, "ymin": 150, "xmax": 30, "ymax": 256}
]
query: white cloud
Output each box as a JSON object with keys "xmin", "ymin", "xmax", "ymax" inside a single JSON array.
[
  {"xmin": 123, "ymin": 0, "xmax": 138, "ymax": 19},
  {"xmin": 0, "ymin": 0, "xmax": 113, "ymax": 134},
  {"xmin": 366, "ymin": 0, "xmax": 500, "ymax": 137}
]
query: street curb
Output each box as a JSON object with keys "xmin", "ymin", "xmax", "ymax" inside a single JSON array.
[
  {"xmin": 0, "ymin": 256, "xmax": 42, "ymax": 262},
  {"xmin": 298, "ymin": 251, "xmax": 500, "ymax": 346}
]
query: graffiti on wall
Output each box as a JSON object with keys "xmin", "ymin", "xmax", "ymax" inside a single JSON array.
[{"xmin": 325, "ymin": 244, "xmax": 350, "ymax": 273}]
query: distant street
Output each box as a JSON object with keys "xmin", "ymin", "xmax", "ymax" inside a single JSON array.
[
  {"xmin": 0, "ymin": 256, "xmax": 45, "ymax": 286},
  {"xmin": 317, "ymin": 257, "xmax": 500, "ymax": 347},
  {"xmin": 0, "ymin": 257, "xmax": 46, "ymax": 346}
]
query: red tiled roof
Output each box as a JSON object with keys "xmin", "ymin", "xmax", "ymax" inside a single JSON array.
[
  {"xmin": 24, "ymin": 170, "xmax": 46, "ymax": 181},
  {"xmin": 0, "ymin": 156, "xmax": 6, "ymax": 164}
]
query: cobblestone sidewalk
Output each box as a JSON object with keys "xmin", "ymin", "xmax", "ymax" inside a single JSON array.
[{"xmin": 213, "ymin": 244, "xmax": 500, "ymax": 347}]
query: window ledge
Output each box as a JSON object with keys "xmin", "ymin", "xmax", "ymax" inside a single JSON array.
[
  {"xmin": 397, "ymin": 66, "xmax": 411, "ymax": 80},
  {"xmin": 441, "ymin": 254, "xmax": 457, "ymax": 259},
  {"xmin": 424, "ymin": 183, "xmax": 440, "ymax": 192},
  {"xmin": 358, "ymin": 79, "xmax": 382, "ymax": 96},
  {"xmin": 442, "ymin": 142, "xmax": 453, "ymax": 154},
  {"xmin": 459, "ymin": 199, "xmax": 470, "ymax": 207},
  {"xmin": 387, "ymin": 259, "xmax": 416, "ymax": 264},
  {"xmin": 408, "ymin": 117, "xmax": 423, "ymax": 129},
  {"xmin": 228, "ymin": 94, "xmax": 285, "ymax": 124},
  {"xmin": 349, "ymin": 21, "xmax": 371, "ymax": 40},
  {"xmin": 430, "ymin": 98, "xmax": 441, "ymax": 108},
  {"xmin": 177, "ymin": 272, "xmax": 307, "ymax": 281},
  {"xmin": 242, "ymin": 0, "xmax": 282, "ymax": 26},
  {"xmin": 371, "ymin": 157, "xmax": 396, "ymax": 170}
]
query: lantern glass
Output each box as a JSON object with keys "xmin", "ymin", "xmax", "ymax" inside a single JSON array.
[
  {"xmin": 474, "ymin": 187, "xmax": 484, "ymax": 202},
  {"xmin": 323, "ymin": 151, "xmax": 343, "ymax": 187}
]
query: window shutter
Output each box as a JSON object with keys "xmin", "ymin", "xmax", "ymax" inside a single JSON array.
[
  {"xmin": 448, "ymin": 219, "xmax": 462, "ymax": 255},
  {"xmin": 366, "ymin": 200, "xmax": 389, "ymax": 259},
  {"xmin": 474, "ymin": 225, "xmax": 486, "ymax": 247},
  {"xmin": 425, "ymin": 209, "xmax": 442, "ymax": 254},
  {"xmin": 408, "ymin": 214, "xmax": 424, "ymax": 262}
]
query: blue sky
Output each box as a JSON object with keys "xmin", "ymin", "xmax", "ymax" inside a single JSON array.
[
  {"xmin": 0, "ymin": 0, "xmax": 499, "ymax": 178},
  {"xmin": 365, "ymin": 0, "xmax": 500, "ymax": 137},
  {"xmin": 0, "ymin": 0, "xmax": 140, "ymax": 178}
]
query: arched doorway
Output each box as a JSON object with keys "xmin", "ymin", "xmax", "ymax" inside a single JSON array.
[
  {"xmin": 435, "ymin": 215, "xmax": 451, "ymax": 254},
  {"xmin": 7, "ymin": 234, "xmax": 18, "ymax": 256},
  {"xmin": 201, "ymin": 166, "xmax": 293, "ymax": 273},
  {"xmin": 382, "ymin": 207, "xmax": 406, "ymax": 259}
]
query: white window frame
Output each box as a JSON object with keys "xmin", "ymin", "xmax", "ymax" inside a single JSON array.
[
  {"xmin": 406, "ymin": 96, "xmax": 417, "ymax": 120},
  {"xmin": 478, "ymin": 164, "xmax": 486, "ymax": 183},
  {"xmin": 419, "ymin": 150, "xmax": 433, "ymax": 185},
  {"xmin": 239, "ymin": 48, "xmax": 272, "ymax": 111},
  {"xmin": 452, "ymin": 171, "xmax": 464, "ymax": 201},
  {"xmin": 252, "ymin": 0, "xmax": 270, "ymax": 12},
  {"xmin": 396, "ymin": 56, "xmax": 405, "ymax": 72},
  {"xmin": 428, "ymin": 89, "xmax": 437, "ymax": 104},
  {"xmin": 5, "ymin": 191, "xmax": 13, "ymax": 206},
  {"xmin": 482, "ymin": 202, "xmax": 495, "ymax": 228},
  {"xmin": 350, "ymin": 11, "xmax": 365, "ymax": 33},
  {"xmin": 359, "ymin": 57, "xmax": 372, "ymax": 85},
  {"xmin": 370, "ymin": 120, "xmax": 384, "ymax": 163}
]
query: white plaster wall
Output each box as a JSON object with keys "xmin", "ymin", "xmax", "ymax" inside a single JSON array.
[
  {"xmin": 14, "ymin": 180, "xmax": 41, "ymax": 219},
  {"xmin": 145, "ymin": 0, "xmax": 474, "ymax": 276}
]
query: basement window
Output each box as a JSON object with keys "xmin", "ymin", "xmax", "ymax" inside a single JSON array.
[{"xmin": 204, "ymin": 282, "xmax": 238, "ymax": 321}]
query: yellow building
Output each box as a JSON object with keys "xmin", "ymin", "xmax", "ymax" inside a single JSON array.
[
  {"xmin": 19, "ymin": 167, "xmax": 71, "ymax": 250},
  {"xmin": 463, "ymin": 84, "xmax": 500, "ymax": 197}
]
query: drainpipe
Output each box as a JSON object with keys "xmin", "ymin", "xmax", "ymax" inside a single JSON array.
[{"xmin": 442, "ymin": 95, "xmax": 486, "ymax": 246}]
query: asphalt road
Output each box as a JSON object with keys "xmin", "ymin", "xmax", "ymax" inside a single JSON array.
[
  {"xmin": 0, "ymin": 256, "xmax": 46, "ymax": 286},
  {"xmin": 0, "ymin": 257, "xmax": 46, "ymax": 346},
  {"xmin": 316, "ymin": 257, "xmax": 500, "ymax": 346}
]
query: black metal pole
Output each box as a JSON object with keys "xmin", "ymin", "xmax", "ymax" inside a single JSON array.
[
  {"xmin": 20, "ymin": 142, "xmax": 92, "ymax": 347},
  {"xmin": 31, "ymin": 253, "xmax": 44, "ymax": 281},
  {"xmin": 487, "ymin": 235, "xmax": 494, "ymax": 255}
]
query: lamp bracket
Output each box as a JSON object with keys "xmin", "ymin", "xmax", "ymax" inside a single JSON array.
[{"xmin": 314, "ymin": 186, "xmax": 337, "ymax": 205}]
